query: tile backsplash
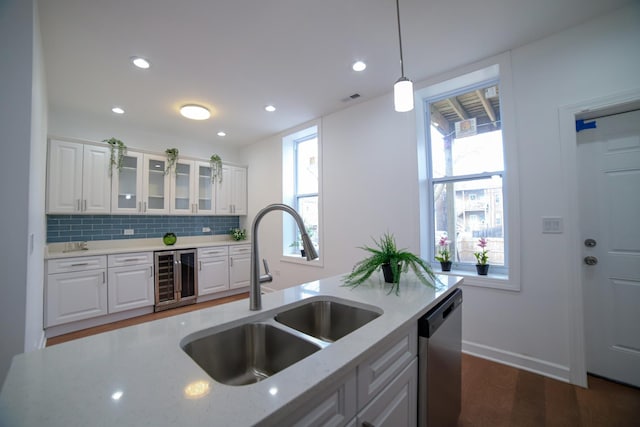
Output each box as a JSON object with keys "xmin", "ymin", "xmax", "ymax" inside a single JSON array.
[{"xmin": 47, "ymin": 215, "xmax": 240, "ymax": 243}]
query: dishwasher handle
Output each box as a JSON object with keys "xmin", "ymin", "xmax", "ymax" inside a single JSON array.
[{"xmin": 418, "ymin": 288, "xmax": 462, "ymax": 338}]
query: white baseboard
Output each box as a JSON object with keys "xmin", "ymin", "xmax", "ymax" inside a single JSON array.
[{"xmin": 462, "ymin": 340, "xmax": 571, "ymax": 383}]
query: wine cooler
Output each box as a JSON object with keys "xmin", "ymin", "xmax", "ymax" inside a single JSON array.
[{"xmin": 154, "ymin": 249, "xmax": 198, "ymax": 312}]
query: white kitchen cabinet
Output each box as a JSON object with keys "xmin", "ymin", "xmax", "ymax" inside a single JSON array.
[
  {"xmin": 171, "ymin": 160, "xmax": 216, "ymax": 215},
  {"xmin": 357, "ymin": 358, "xmax": 417, "ymax": 427},
  {"xmin": 229, "ymin": 244, "xmax": 251, "ymax": 289},
  {"xmin": 47, "ymin": 139, "xmax": 111, "ymax": 214},
  {"xmin": 215, "ymin": 164, "xmax": 247, "ymax": 215},
  {"xmin": 45, "ymin": 256, "xmax": 108, "ymax": 327},
  {"xmin": 107, "ymin": 252, "xmax": 154, "ymax": 313},
  {"xmin": 197, "ymin": 246, "xmax": 230, "ymax": 295},
  {"xmin": 112, "ymin": 151, "xmax": 171, "ymax": 214}
]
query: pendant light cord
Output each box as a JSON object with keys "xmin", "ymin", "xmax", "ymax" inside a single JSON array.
[{"xmin": 396, "ymin": 0, "xmax": 405, "ymax": 78}]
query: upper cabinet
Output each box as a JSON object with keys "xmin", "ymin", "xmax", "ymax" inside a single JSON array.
[
  {"xmin": 112, "ymin": 151, "xmax": 171, "ymax": 214},
  {"xmin": 170, "ymin": 160, "xmax": 215, "ymax": 215},
  {"xmin": 216, "ymin": 165, "xmax": 247, "ymax": 215},
  {"xmin": 48, "ymin": 138, "xmax": 247, "ymax": 216},
  {"xmin": 47, "ymin": 139, "xmax": 111, "ymax": 214}
]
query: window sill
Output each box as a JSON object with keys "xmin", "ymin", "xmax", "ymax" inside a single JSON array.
[
  {"xmin": 435, "ymin": 268, "xmax": 520, "ymax": 292},
  {"xmin": 281, "ymin": 255, "xmax": 324, "ymax": 268}
]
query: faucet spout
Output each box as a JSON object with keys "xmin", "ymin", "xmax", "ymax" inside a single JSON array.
[{"xmin": 250, "ymin": 203, "xmax": 318, "ymax": 310}]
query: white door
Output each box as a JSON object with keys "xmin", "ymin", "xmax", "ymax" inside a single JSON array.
[
  {"xmin": 47, "ymin": 139, "xmax": 83, "ymax": 213},
  {"xmin": 107, "ymin": 264, "xmax": 154, "ymax": 313},
  {"xmin": 578, "ymin": 108, "xmax": 640, "ymax": 388},
  {"xmin": 198, "ymin": 256, "xmax": 229, "ymax": 295},
  {"xmin": 81, "ymin": 144, "xmax": 111, "ymax": 214}
]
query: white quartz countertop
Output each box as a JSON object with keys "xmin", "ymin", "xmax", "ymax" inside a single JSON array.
[
  {"xmin": 45, "ymin": 236, "xmax": 251, "ymax": 259},
  {"xmin": 0, "ymin": 273, "xmax": 462, "ymax": 427}
]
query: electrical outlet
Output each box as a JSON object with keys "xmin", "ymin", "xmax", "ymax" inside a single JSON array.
[
  {"xmin": 202, "ymin": 227, "xmax": 211, "ymax": 233},
  {"xmin": 123, "ymin": 229, "xmax": 134, "ymax": 235}
]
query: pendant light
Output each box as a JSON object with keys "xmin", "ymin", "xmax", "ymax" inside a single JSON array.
[{"xmin": 393, "ymin": 0, "xmax": 414, "ymax": 112}]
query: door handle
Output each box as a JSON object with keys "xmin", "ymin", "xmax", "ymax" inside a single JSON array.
[{"xmin": 584, "ymin": 256, "xmax": 598, "ymax": 266}]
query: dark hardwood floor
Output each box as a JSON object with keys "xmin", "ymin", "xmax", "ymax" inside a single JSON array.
[{"xmin": 47, "ymin": 295, "xmax": 640, "ymax": 426}]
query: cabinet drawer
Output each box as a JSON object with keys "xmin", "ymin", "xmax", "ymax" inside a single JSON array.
[
  {"xmin": 357, "ymin": 325, "xmax": 417, "ymax": 408},
  {"xmin": 47, "ymin": 256, "xmax": 107, "ymax": 274},
  {"xmin": 197, "ymin": 246, "xmax": 229, "ymax": 257},
  {"xmin": 108, "ymin": 252, "xmax": 153, "ymax": 267},
  {"xmin": 230, "ymin": 244, "xmax": 251, "ymax": 256}
]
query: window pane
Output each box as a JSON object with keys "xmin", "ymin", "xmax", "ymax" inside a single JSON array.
[
  {"xmin": 296, "ymin": 138, "xmax": 318, "ymax": 194},
  {"xmin": 430, "ymin": 84, "xmax": 503, "ymax": 178},
  {"xmin": 433, "ymin": 177, "xmax": 504, "ymax": 266},
  {"xmin": 297, "ymin": 195, "xmax": 319, "ymax": 248}
]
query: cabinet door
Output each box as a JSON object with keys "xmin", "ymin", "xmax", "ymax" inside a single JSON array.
[
  {"xmin": 112, "ymin": 151, "xmax": 144, "ymax": 214},
  {"xmin": 108, "ymin": 264, "xmax": 154, "ymax": 313},
  {"xmin": 143, "ymin": 154, "xmax": 171, "ymax": 214},
  {"xmin": 198, "ymin": 255, "xmax": 229, "ymax": 295},
  {"xmin": 230, "ymin": 166, "xmax": 247, "ymax": 215},
  {"xmin": 229, "ymin": 255, "xmax": 250, "ymax": 289},
  {"xmin": 82, "ymin": 144, "xmax": 111, "ymax": 213},
  {"xmin": 195, "ymin": 161, "xmax": 215, "ymax": 214},
  {"xmin": 358, "ymin": 358, "xmax": 417, "ymax": 427},
  {"xmin": 47, "ymin": 139, "xmax": 83, "ymax": 213},
  {"xmin": 171, "ymin": 160, "xmax": 195, "ymax": 214},
  {"xmin": 215, "ymin": 164, "xmax": 233, "ymax": 214},
  {"xmin": 45, "ymin": 269, "xmax": 108, "ymax": 327}
]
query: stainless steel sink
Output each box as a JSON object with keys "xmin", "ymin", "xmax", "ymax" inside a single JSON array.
[
  {"xmin": 275, "ymin": 300, "xmax": 381, "ymax": 343},
  {"xmin": 182, "ymin": 323, "xmax": 321, "ymax": 386}
]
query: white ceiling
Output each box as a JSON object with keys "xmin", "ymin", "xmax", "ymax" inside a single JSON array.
[{"xmin": 38, "ymin": 0, "xmax": 631, "ymax": 148}]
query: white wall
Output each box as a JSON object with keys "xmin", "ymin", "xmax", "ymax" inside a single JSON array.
[
  {"xmin": 24, "ymin": 0, "xmax": 48, "ymax": 354},
  {"xmin": 242, "ymin": 2, "xmax": 640, "ymax": 382},
  {"xmin": 49, "ymin": 109, "xmax": 243, "ymax": 163},
  {"xmin": 0, "ymin": 0, "xmax": 43, "ymax": 384}
]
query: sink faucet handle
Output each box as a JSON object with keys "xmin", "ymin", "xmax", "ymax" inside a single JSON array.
[{"xmin": 259, "ymin": 258, "xmax": 273, "ymax": 284}]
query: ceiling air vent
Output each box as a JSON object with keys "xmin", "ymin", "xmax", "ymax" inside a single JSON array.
[{"xmin": 341, "ymin": 93, "xmax": 361, "ymax": 102}]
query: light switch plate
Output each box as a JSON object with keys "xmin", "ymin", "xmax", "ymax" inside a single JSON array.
[
  {"xmin": 123, "ymin": 229, "xmax": 134, "ymax": 235},
  {"xmin": 542, "ymin": 217, "xmax": 563, "ymax": 234},
  {"xmin": 202, "ymin": 227, "xmax": 211, "ymax": 233}
]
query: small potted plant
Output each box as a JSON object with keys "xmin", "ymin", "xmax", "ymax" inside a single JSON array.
[
  {"xmin": 229, "ymin": 228, "xmax": 247, "ymax": 241},
  {"xmin": 103, "ymin": 137, "xmax": 127, "ymax": 176},
  {"xmin": 210, "ymin": 154, "xmax": 223, "ymax": 183},
  {"xmin": 343, "ymin": 233, "xmax": 437, "ymax": 295},
  {"xmin": 435, "ymin": 235, "xmax": 452, "ymax": 272},
  {"xmin": 165, "ymin": 148, "xmax": 179, "ymax": 175},
  {"xmin": 474, "ymin": 237, "xmax": 489, "ymax": 275}
]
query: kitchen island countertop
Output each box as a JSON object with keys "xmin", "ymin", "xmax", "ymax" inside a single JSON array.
[{"xmin": 0, "ymin": 273, "xmax": 462, "ymax": 426}]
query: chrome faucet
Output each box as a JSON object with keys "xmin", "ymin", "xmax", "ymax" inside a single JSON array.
[{"xmin": 250, "ymin": 203, "xmax": 319, "ymax": 310}]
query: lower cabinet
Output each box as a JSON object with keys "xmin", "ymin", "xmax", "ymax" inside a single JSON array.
[
  {"xmin": 45, "ymin": 256, "xmax": 108, "ymax": 327},
  {"xmin": 286, "ymin": 325, "xmax": 418, "ymax": 427},
  {"xmin": 229, "ymin": 244, "xmax": 251, "ymax": 289},
  {"xmin": 198, "ymin": 247, "xmax": 230, "ymax": 295},
  {"xmin": 107, "ymin": 252, "xmax": 154, "ymax": 313}
]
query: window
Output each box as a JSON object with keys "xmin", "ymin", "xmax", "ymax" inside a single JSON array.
[
  {"xmin": 416, "ymin": 58, "xmax": 520, "ymax": 288},
  {"xmin": 282, "ymin": 123, "xmax": 320, "ymax": 260}
]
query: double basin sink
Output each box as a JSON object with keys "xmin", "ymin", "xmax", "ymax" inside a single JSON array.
[{"xmin": 181, "ymin": 298, "xmax": 382, "ymax": 386}]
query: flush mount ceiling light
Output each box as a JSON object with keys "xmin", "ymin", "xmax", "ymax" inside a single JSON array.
[
  {"xmin": 352, "ymin": 60, "xmax": 367, "ymax": 72},
  {"xmin": 131, "ymin": 56, "xmax": 150, "ymax": 69},
  {"xmin": 264, "ymin": 105, "xmax": 276, "ymax": 112},
  {"xmin": 393, "ymin": 0, "xmax": 414, "ymax": 112},
  {"xmin": 180, "ymin": 104, "xmax": 211, "ymax": 120},
  {"xmin": 111, "ymin": 107, "xmax": 125, "ymax": 114}
]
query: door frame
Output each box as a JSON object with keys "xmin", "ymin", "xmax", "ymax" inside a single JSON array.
[{"xmin": 559, "ymin": 88, "xmax": 640, "ymax": 388}]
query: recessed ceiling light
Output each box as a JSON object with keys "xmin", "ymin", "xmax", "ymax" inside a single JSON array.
[
  {"xmin": 180, "ymin": 104, "xmax": 211, "ymax": 120},
  {"xmin": 217, "ymin": 131, "xmax": 226, "ymax": 137},
  {"xmin": 111, "ymin": 107, "xmax": 125, "ymax": 114},
  {"xmin": 352, "ymin": 61, "xmax": 367, "ymax": 72},
  {"xmin": 131, "ymin": 56, "xmax": 150, "ymax": 69},
  {"xmin": 264, "ymin": 105, "xmax": 276, "ymax": 112}
]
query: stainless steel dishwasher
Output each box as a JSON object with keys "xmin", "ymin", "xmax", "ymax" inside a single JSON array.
[{"xmin": 418, "ymin": 288, "xmax": 463, "ymax": 427}]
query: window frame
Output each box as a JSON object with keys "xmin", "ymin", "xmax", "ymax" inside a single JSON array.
[
  {"xmin": 281, "ymin": 121, "xmax": 323, "ymax": 266},
  {"xmin": 415, "ymin": 54, "xmax": 521, "ymax": 291}
]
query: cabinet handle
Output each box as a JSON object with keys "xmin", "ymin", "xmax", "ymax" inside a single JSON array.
[
  {"xmin": 102, "ymin": 272, "xmax": 106, "ymax": 283},
  {"xmin": 149, "ymin": 266, "xmax": 153, "ymax": 277},
  {"xmin": 143, "ymin": 202, "xmax": 147, "ymax": 212},
  {"xmin": 123, "ymin": 258, "xmax": 140, "ymax": 262},
  {"xmin": 76, "ymin": 199, "xmax": 81, "ymax": 211},
  {"xmin": 83, "ymin": 199, "xmax": 87, "ymax": 211},
  {"xmin": 199, "ymin": 261, "xmax": 202, "ymax": 271},
  {"xmin": 70, "ymin": 263, "xmax": 89, "ymax": 267},
  {"xmin": 230, "ymin": 257, "xmax": 233, "ymax": 267},
  {"xmin": 138, "ymin": 201, "xmax": 142, "ymax": 212}
]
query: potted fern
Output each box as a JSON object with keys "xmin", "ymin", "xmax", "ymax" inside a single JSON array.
[{"xmin": 343, "ymin": 233, "xmax": 437, "ymax": 295}]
